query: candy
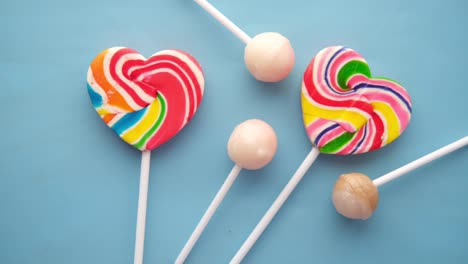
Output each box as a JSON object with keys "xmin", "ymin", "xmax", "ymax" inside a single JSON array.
[
  {"xmin": 244, "ymin": 32, "xmax": 295, "ymax": 83},
  {"xmin": 87, "ymin": 47, "xmax": 205, "ymax": 151},
  {"xmin": 230, "ymin": 46, "xmax": 414, "ymax": 263},
  {"xmin": 301, "ymin": 46, "xmax": 412, "ymax": 154},
  {"xmin": 332, "ymin": 136, "xmax": 468, "ymax": 220},
  {"xmin": 176, "ymin": 119, "xmax": 278, "ymax": 264},
  {"xmin": 227, "ymin": 119, "xmax": 278, "ymax": 170},
  {"xmin": 86, "ymin": 47, "xmax": 205, "ymax": 264},
  {"xmin": 193, "ymin": 0, "xmax": 295, "ymax": 83},
  {"xmin": 332, "ymin": 172, "xmax": 378, "ymax": 220}
]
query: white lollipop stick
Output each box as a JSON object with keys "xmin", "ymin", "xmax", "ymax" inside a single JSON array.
[
  {"xmin": 230, "ymin": 147, "xmax": 320, "ymax": 264},
  {"xmin": 193, "ymin": 0, "xmax": 251, "ymax": 44},
  {"xmin": 373, "ymin": 136, "xmax": 468, "ymax": 187},
  {"xmin": 134, "ymin": 150, "xmax": 151, "ymax": 264},
  {"xmin": 192, "ymin": 0, "xmax": 295, "ymax": 83},
  {"xmin": 175, "ymin": 119, "xmax": 278, "ymax": 263},
  {"xmin": 175, "ymin": 165, "xmax": 242, "ymax": 264}
]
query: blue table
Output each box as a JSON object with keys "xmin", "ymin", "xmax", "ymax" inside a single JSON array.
[{"xmin": 1, "ymin": 0, "xmax": 467, "ymax": 263}]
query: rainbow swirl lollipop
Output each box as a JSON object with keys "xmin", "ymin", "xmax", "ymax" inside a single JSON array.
[
  {"xmin": 87, "ymin": 47, "xmax": 205, "ymax": 151},
  {"xmin": 301, "ymin": 46, "xmax": 412, "ymax": 154},
  {"xmin": 86, "ymin": 46, "xmax": 205, "ymax": 264},
  {"xmin": 230, "ymin": 46, "xmax": 412, "ymax": 263}
]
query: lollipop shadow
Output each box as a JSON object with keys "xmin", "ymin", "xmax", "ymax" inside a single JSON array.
[
  {"xmin": 236, "ymin": 169, "xmax": 272, "ymax": 192},
  {"xmin": 330, "ymin": 205, "xmax": 375, "ymax": 233},
  {"xmin": 245, "ymin": 67, "xmax": 298, "ymax": 95}
]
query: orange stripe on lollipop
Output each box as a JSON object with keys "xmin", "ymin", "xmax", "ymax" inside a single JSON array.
[
  {"xmin": 90, "ymin": 50, "xmax": 133, "ymax": 112},
  {"xmin": 102, "ymin": 114, "xmax": 117, "ymax": 125}
]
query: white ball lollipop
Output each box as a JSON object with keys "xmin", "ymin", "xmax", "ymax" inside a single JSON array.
[
  {"xmin": 243, "ymin": 32, "xmax": 295, "ymax": 82},
  {"xmin": 193, "ymin": 0, "xmax": 295, "ymax": 82},
  {"xmin": 176, "ymin": 119, "xmax": 277, "ymax": 263},
  {"xmin": 228, "ymin": 119, "xmax": 278, "ymax": 169}
]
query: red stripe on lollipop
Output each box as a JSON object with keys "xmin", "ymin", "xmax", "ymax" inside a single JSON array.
[{"xmin": 109, "ymin": 48, "xmax": 156, "ymax": 108}]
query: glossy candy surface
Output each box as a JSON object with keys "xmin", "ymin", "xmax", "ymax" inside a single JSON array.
[
  {"xmin": 87, "ymin": 47, "xmax": 205, "ymax": 151},
  {"xmin": 301, "ymin": 46, "xmax": 412, "ymax": 155}
]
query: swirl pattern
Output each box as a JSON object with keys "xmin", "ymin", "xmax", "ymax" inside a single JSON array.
[
  {"xmin": 87, "ymin": 47, "xmax": 204, "ymax": 151},
  {"xmin": 301, "ymin": 46, "xmax": 412, "ymax": 155}
]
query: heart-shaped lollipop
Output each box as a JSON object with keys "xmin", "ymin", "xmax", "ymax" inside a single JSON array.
[
  {"xmin": 231, "ymin": 46, "xmax": 413, "ymax": 263},
  {"xmin": 301, "ymin": 46, "xmax": 412, "ymax": 154},
  {"xmin": 87, "ymin": 47, "xmax": 205, "ymax": 151},
  {"xmin": 86, "ymin": 47, "xmax": 204, "ymax": 264}
]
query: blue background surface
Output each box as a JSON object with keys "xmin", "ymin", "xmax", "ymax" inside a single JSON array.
[{"xmin": 1, "ymin": 0, "xmax": 467, "ymax": 263}]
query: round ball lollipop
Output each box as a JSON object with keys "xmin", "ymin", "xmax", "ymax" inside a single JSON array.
[
  {"xmin": 175, "ymin": 119, "xmax": 277, "ymax": 264},
  {"xmin": 192, "ymin": 0, "xmax": 295, "ymax": 82},
  {"xmin": 333, "ymin": 173, "xmax": 378, "ymax": 220},
  {"xmin": 230, "ymin": 46, "xmax": 413, "ymax": 263},
  {"xmin": 333, "ymin": 136, "xmax": 468, "ymax": 220},
  {"xmin": 228, "ymin": 119, "xmax": 278, "ymax": 169}
]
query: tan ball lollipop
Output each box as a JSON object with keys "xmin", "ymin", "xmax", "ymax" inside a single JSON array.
[
  {"xmin": 332, "ymin": 173, "xmax": 379, "ymax": 220},
  {"xmin": 332, "ymin": 136, "xmax": 467, "ymax": 220}
]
